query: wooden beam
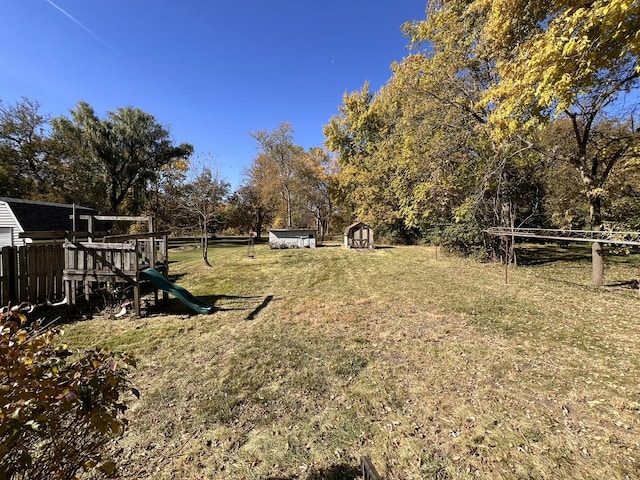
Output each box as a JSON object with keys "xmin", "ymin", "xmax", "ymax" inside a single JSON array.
[
  {"xmin": 19, "ymin": 231, "xmax": 91, "ymax": 240},
  {"xmin": 102, "ymin": 231, "xmax": 170, "ymax": 242},
  {"xmin": 64, "ymin": 242, "xmax": 137, "ymax": 250},
  {"xmin": 79, "ymin": 215, "xmax": 152, "ymax": 222}
]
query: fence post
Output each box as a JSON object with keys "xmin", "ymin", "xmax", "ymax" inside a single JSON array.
[
  {"xmin": 1, "ymin": 246, "xmax": 18, "ymax": 305},
  {"xmin": 18, "ymin": 246, "xmax": 28, "ymax": 303}
]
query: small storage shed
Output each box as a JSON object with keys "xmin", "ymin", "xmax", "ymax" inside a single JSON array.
[
  {"xmin": 268, "ymin": 228, "xmax": 317, "ymax": 248},
  {"xmin": 344, "ymin": 222, "xmax": 374, "ymax": 249},
  {"xmin": 0, "ymin": 197, "xmax": 96, "ymax": 247}
]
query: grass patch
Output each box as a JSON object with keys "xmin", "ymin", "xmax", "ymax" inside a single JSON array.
[{"xmin": 62, "ymin": 242, "xmax": 640, "ymax": 479}]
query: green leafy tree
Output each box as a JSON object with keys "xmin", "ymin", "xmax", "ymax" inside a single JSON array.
[
  {"xmin": 225, "ymin": 184, "xmax": 273, "ymax": 240},
  {"xmin": 0, "ymin": 304, "xmax": 137, "ymax": 480},
  {"xmin": 0, "ymin": 98, "xmax": 61, "ymax": 200},
  {"xmin": 606, "ymin": 159, "xmax": 640, "ymax": 231},
  {"xmin": 323, "ymin": 84, "xmax": 400, "ymax": 232},
  {"xmin": 52, "ymin": 102, "xmax": 193, "ymax": 215},
  {"xmin": 325, "ymin": 5, "xmax": 547, "ymax": 252},
  {"xmin": 476, "ymin": 0, "xmax": 640, "ymax": 284},
  {"xmin": 398, "ymin": 2, "xmax": 552, "ymax": 257}
]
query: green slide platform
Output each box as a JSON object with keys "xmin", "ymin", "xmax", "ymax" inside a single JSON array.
[{"xmin": 140, "ymin": 268, "xmax": 214, "ymax": 315}]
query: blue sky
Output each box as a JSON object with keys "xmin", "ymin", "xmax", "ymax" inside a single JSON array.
[{"xmin": 0, "ymin": 1, "xmax": 426, "ymax": 188}]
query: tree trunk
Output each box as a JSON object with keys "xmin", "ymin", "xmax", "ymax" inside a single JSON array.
[
  {"xmin": 110, "ymin": 181, "xmax": 119, "ymax": 214},
  {"xmin": 201, "ymin": 224, "xmax": 212, "ymax": 267},
  {"xmin": 285, "ymin": 188, "xmax": 292, "ymax": 228},
  {"xmin": 501, "ymin": 201, "xmax": 516, "ymax": 265},
  {"xmin": 256, "ymin": 208, "xmax": 265, "ymax": 241},
  {"xmin": 590, "ymin": 195, "xmax": 605, "ymax": 286}
]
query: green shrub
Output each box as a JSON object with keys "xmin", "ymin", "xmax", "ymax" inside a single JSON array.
[
  {"xmin": 374, "ymin": 220, "xmax": 421, "ymax": 245},
  {"xmin": 432, "ymin": 223, "xmax": 493, "ymax": 260},
  {"xmin": 0, "ymin": 303, "xmax": 137, "ymax": 480}
]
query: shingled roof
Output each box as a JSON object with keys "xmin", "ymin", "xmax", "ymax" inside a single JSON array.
[{"xmin": 0, "ymin": 197, "xmax": 97, "ymax": 232}]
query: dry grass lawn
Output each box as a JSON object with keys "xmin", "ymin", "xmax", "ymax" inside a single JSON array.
[{"xmin": 62, "ymin": 241, "xmax": 640, "ymax": 479}]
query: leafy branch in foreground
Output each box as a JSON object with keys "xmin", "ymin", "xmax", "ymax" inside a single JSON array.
[{"xmin": 0, "ymin": 303, "xmax": 138, "ymax": 480}]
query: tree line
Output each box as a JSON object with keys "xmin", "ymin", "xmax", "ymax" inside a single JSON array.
[
  {"xmin": 2, "ymin": 0, "xmax": 639, "ymax": 284},
  {"xmin": 0, "ymin": 100, "xmax": 335, "ymax": 246},
  {"xmin": 325, "ymin": 0, "xmax": 640, "ymax": 285}
]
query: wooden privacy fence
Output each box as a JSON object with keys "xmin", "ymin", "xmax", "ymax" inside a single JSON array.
[{"xmin": 0, "ymin": 243, "xmax": 65, "ymax": 306}]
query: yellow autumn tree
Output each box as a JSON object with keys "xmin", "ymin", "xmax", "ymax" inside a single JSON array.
[
  {"xmin": 476, "ymin": 0, "xmax": 640, "ymax": 285},
  {"xmin": 481, "ymin": 0, "xmax": 640, "ymax": 133}
]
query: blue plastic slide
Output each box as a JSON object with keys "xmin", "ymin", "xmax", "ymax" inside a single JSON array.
[{"xmin": 140, "ymin": 268, "xmax": 214, "ymax": 315}]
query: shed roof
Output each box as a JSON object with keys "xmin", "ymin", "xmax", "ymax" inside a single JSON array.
[
  {"xmin": 0, "ymin": 197, "xmax": 97, "ymax": 232},
  {"xmin": 344, "ymin": 221, "xmax": 370, "ymax": 236}
]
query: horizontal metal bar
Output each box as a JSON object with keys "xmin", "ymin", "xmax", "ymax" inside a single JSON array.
[{"xmin": 485, "ymin": 228, "xmax": 640, "ymax": 246}]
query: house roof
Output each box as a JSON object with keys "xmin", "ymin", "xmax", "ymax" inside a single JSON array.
[{"xmin": 0, "ymin": 197, "xmax": 97, "ymax": 232}]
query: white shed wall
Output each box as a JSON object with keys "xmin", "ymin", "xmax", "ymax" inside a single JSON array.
[{"xmin": 268, "ymin": 229, "xmax": 317, "ymax": 248}]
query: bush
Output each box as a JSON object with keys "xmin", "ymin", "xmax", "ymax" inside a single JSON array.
[
  {"xmin": 374, "ymin": 221, "xmax": 421, "ymax": 245},
  {"xmin": 429, "ymin": 223, "xmax": 493, "ymax": 261},
  {"xmin": 0, "ymin": 303, "xmax": 137, "ymax": 480}
]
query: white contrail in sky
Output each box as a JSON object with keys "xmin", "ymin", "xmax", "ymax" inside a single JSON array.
[{"xmin": 43, "ymin": 0, "xmax": 113, "ymax": 50}]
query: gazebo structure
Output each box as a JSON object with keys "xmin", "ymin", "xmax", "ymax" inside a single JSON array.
[{"xmin": 344, "ymin": 222, "xmax": 374, "ymax": 249}]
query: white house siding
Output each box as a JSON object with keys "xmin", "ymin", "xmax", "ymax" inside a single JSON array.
[
  {"xmin": 0, "ymin": 228, "xmax": 13, "ymax": 247},
  {"xmin": 0, "ymin": 201, "xmax": 24, "ymax": 247}
]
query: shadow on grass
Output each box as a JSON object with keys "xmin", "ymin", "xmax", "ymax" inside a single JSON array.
[
  {"xmin": 606, "ymin": 279, "xmax": 640, "ymax": 290},
  {"xmin": 307, "ymin": 462, "xmax": 362, "ymax": 479},
  {"xmin": 246, "ymin": 295, "xmax": 274, "ymax": 320},
  {"xmin": 515, "ymin": 243, "xmax": 640, "ymax": 269},
  {"xmin": 515, "ymin": 243, "xmax": 592, "ymax": 266},
  {"xmin": 149, "ymin": 294, "xmax": 275, "ymax": 320},
  {"xmin": 263, "ymin": 462, "xmax": 362, "ymax": 480}
]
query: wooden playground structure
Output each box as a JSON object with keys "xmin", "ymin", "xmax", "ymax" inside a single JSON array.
[
  {"xmin": 60, "ymin": 215, "xmax": 169, "ymax": 316},
  {"xmin": 5, "ymin": 215, "xmax": 169, "ymax": 315},
  {"xmin": 0, "ymin": 213, "xmax": 216, "ymax": 315}
]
